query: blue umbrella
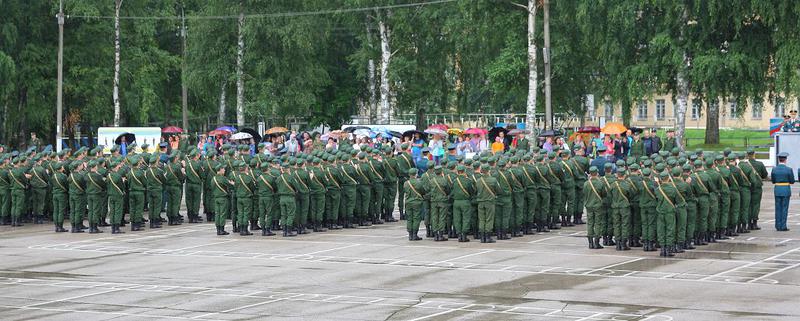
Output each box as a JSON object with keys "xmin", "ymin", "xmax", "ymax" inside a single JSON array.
[{"xmin": 215, "ymin": 126, "xmax": 237, "ymax": 133}]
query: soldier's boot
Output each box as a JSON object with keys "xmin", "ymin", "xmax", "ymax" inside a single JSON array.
[
  {"xmin": 99, "ymin": 219, "xmax": 109, "ymax": 227},
  {"xmin": 448, "ymin": 227, "xmax": 457, "ymax": 239},
  {"xmin": 593, "ymin": 237, "xmax": 604, "ymax": 249},
  {"xmin": 373, "ymin": 215, "xmax": 384, "ymax": 225},
  {"xmin": 232, "ymin": 224, "xmax": 240, "ymax": 233},
  {"xmin": 729, "ymin": 227, "xmax": 739, "ymax": 237},
  {"xmin": 615, "ymin": 239, "xmax": 622, "ymax": 251},
  {"xmin": 622, "ymin": 239, "xmax": 631, "ymax": 250},
  {"xmin": 752, "ymin": 219, "xmax": 761, "ymax": 230},
  {"xmin": 659, "ymin": 246, "xmax": 668, "ymax": 257},
  {"xmin": 540, "ymin": 221, "xmax": 549, "ymax": 233},
  {"xmin": 408, "ymin": 231, "xmax": 415, "ymax": 241},
  {"xmin": 57, "ymin": 223, "xmax": 68, "ymax": 232},
  {"xmin": 457, "ymin": 233, "xmax": 465, "ymax": 242},
  {"xmin": 741, "ymin": 223, "xmax": 750, "ymax": 233},
  {"xmin": 485, "ymin": 232, "xmax": 496, "ymax": 243},
  {"xmin": 575, "ymin": 212, "xmax": 585, "ymax": 225},
  {"xmin": 425, "ymin": 225, "xmax": 433, "ymax": 238},
  {"xmin": 205, "ymin": 213, "xmax": 213, "ymax": 223},
  {"xmin": 495, "ymin": 229, "xmax": 503, "ymax": 240},
  {"xmin": 88, "ymin": 223, "xmax": 98, "ymax": 234},
  {"xmin": 566, "ymin": 215, "xmax": 575, "ymax": 227},
  {"xmin": 550, "ymin": 217, "xmax": 561, "ymax": 229},
  {"xmin": 674, "ymin": 243, "xmax": 685, "ymax": 253},
  {"xmin": 249, "ymin": 220, "xmax": 259, "ymax": 231},
  {"xmin": 433, "ymin": 231, "xmax": 441, "ymax": 242},
  {"xmin": 54, "ymin": 223, "xmax": 60, "ymax": 232},
  {"xmin": 685, "ymin": 240, "xmax": 695, "ymax": 250},
  {"xmin": 239, "ymin": 225, "xmax": 252, "ymax": 236},
  {"xmin": 173, "ymin": 216, "xmax": 182, "ymax": 225},
  {"xmin": 608, "ymin": 235, "xmax": 616, "ymax": 246},
  {"xmin": 412, "ymin": 230, "xmax": 422, "ymax": 241},
  {"xmin": 215, "ymin": 226, "xmax": 226, "ymax": 235},
  {"xmin": 587, "ymin": 236, "xmax": 595, "ymax": 249},
  {"xmin": 642, "ymin": 240, "xmax": 651, "ymax": 251},
  {"xmin": 71, "ymin": 223, "xmax": 83, "ymax": 233},
  {"xmin": 441, "ymin": 231, "xmax": 448, "ymax": 241}
]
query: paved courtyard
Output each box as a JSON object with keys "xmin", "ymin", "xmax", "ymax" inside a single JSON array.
[{"xmin": 1, "ymin": 184, "xmax": 799, "ymax": 321}]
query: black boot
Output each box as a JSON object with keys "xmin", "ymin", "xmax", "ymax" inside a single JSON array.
[
  {"xmin": 71, "ymin": 223, "xmax": 84, "ymax": 233},
  {"xmin": 659, "ymin": 246, "xmax": 669, "ymax": 257},
  {"xmin": 593, "ymin": 237, "xmax": 604, "ymax": 249},
  {"xmin": 751, "ymin": 219, "xmax": 761, "ymax": 230},
  {"xmin": 412, "ymin": 230, "xmax": 421, "ymax": 241},
  {"xmin": 588, "ymin": 236, "xmax": 595, "ymax": 249},
  {"xmin": 685, "ymin": 240, "xmax": 695, "ymax": 250},
  {"xmin": 426, "ymin": 226, "xmax": 433, "ymax": 238},
  {"xmin": 485, "ymin": 232, "xmax": 495, "ymax": 243},
  {"xmin": 608, "ymin": 236, "xmax": 616, "ymax": 246},
  {"xmin": 285, "ymin": 225, "xmax": 296, "ymax": 237},
  {"xmin": 622, "ymin": 239, "xmax": 631, "ymax": 250},
  {"xmin": 240, "ymin": 225, "xmax": 252, "ymax": 236},
  {"xmin": 262, "ymin": 225, "xmax": 275, "ymax": 236},
  {"xmin": 674, "ymin": 243, "xmax": 684, "ymax": 253},
  {"xmin": 602, "ymin": 236, "xmax": 609, "ymax": 246},
  {"xmin": 99, "ymin": 219, "xmax": 110, "ymax": 227},
  {"xmin": 408, "ymin": 231, "xmax": 415, "ymax": 241},
  {"xmin": 740, "ymin": 223, "xmax": 750, "ymax": 233},
  {"xmin": 56, "ymin": 223, "xmax": 68, "ymax": 232},
  {"xmin": 88, "ymin": 223, "xmax": 98, "ymax": 234},
  {"xmin": 615, "ymin": 239, "xmax": 623, "ymax": 251}
]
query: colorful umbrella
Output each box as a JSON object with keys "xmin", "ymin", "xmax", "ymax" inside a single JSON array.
[
  {"xmin": 464, "ymin": 128, "xmax": 488, "ymax": 135},
  {"xmin": 265, "ymin": 127, "xmax": 289, "ymax": 135},
  {"xmin": 240, "ymin": 128, "xmax": 262, "ymax": 142},
  {"xmin": 508, "ymin": 129, "xmax": 530, "ymax": 136},
  {"xmin": 215, "ymin": 126, "xmax": 237, "ymax": 133},
  {"xmin": 601, "ymin": 122, "xmax": 627, "ymax": 135},
  {"xmin": 424, "ymin": 128, "xmax": 447, "ymax": 136},
  {"xmin": 447, "ymin": 128, "xmax": 463, "ymax": 136},
  {"xmin": 161, "ymin": 126, "xmax": 183, "ymax": 134},
  {"xmin": 577, "ymin": 126, "xmax": 601, "ymax": 133},
  {"xmin": 343, "ymin": 126, "xmax": 371, "ymax": 133},
  {"xmin": 353, "ymin": 129, "xmax": 372, "ymax": 137},
  {"xmin": 230, "ymin": 132, "xmax": 253, "ymax": 140},
  {"xmin": 428, "ymin": 124, "xmax": 449, "ymax": 131},
  {"xmin": 208, "ymin": 129, "xmax": 231, "ymax": 136}
]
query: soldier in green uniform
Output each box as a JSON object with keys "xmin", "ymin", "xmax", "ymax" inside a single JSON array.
[
  {"xmin": 669, "ymin": 167, "xmax": 689, "ymax": 252},
  {"xmin": 662, "ymin": 129, "xmax": 676, "ymax": 153},
  {"xmin": 0, "ymin": 157, "xmax": 10, "ymax": 225},
  {"xmin": 234, "ymin": 160, "xmax": 255, "ymax": 235},
  {"xmin": 690, "ymin": 160, "xmax": 712, "ymax": 246},
  {"xmin": 8, "ymin": 158, "xmax": 30, "ymax": 227},
  {"xmin": 145, "ymin": 155, "xmax": 165, "ymax": 229},
  {"xmin": 610, "ymin": 168, "xmax": 633, "ymax": 250},
  {"xmin": 396, "ymin": 144, "xmax": 415, "ymax": 220},
  {"xmin": 452, "ymin": 165, "xmax": 474, "ymax": 242},
  {"xmin": 51, "ymin": 162, "xmax": 69, "ymax": 232},
  {"xmin": 630, "ymin": 133, "xmax": 645, "ymax": 159},
  {"xmin": 420, "ymin": 160, "xmax": 435, "ymax": 237},
  {"xmin": 382, "ymin": 147, "xmax": 398, "ymax": 223},
  {"xmin": 534, "ymin": 154, "xmax": 551, "ymax": 232},
  {"xmin": 404, "ymin": 168, "xmax": 426, "ymax": 241},
  {"xmin": 724, "ymin": 155, "xmax": 741, "ymax": 236},
  {"xmin": 324, "ymin": 155, "xmax": 342, "ymax": 230},
  {"xmin": 293, "ymin": 159, "xmax": 311, "ymax": 233},
  {"xmin": 680, "ymin": 164, "xmax": 697, "ymax": 249},
  {"xmin": 572, "ymin": 147, "xmax": 590, "ymax": 225},
  {"xmin": 506, "ymin": 156, "xmax": 526, "ymax": 236},
  {"xmin": 626, "ymin": 164, "xmax": 643, "ymax": 247},
  {"xmin": 29, "ymin": 156, "xmax": 49, "ymax": 224},
  {"xmin": 203, "ymin": 152, "xmax": 217, "ymax": 222},
  {"xmin": 476, "ymin": 164, "xmax": 499, "ymax": 243},
  {"xmin": 747, "ymin": 148, "xmax": 767, "ymax": 230},
  {"xmin": 355, "ymin": 152, "xmax": 372, "ymax": 226},
  {"xmin": 639, "ymin": 168, "xmax": 658, "ymax": 251},
  {"xmin": 210, "ymin": 164, "xmax": 231, "ymax": 235},
  {"xmin": 184, "ymin": 149, "xmax": 204, "ymax": 223},
  {"xmin": 600, "ymin": 163, "xmax": 616, "ymax": 245},
  {"xmin": 704, "ymin": 158, "xmax": 721, "ymax": 242},
  {"xmin": 85, "ymin": 161, "xmax": 106, "ymax": 233},
  {"xmin": 367, "ymin": 149, "xmax": 385, "ymax": 225},
  {"xmin": 519, "ymin": 155, "xmax": 537, "ymax": 235},
  {"xmin": 493, "ymin": 159, "xmax": 513, "ymax": 239},
  {"xmin": 308, "ymin": 157, "xmax": 328, "ymax": 232},
  {"xmin": 339, "ymin": 154, "xmax": 358, "ymax": 228},
  {"xmin": 277, "ymin": 161, "xmax": 298, "ymax": 237},
  {"xmin": 107, "ymin": 160, "xmax": 126, "ymax": 234},
  {"xmin": 444, "ymin": 161, "xmax": 457, "ymax": 238},
  {"xmin": 546, "ymin": 152, "xmax": 564, "ymax": 230},
  {"xmin": 255, "ymin": 161, "xmax": 277, "ymax": 236},
  {"xmin": 559, "ymin": 151, "xmax": 576, "ymax": 227},
  {"xmin": 714, "ymin": 155, "xmax": 732, "ymax": 239},
  {"xmin": 656, "ymin": 170, "xmax": 678, "ymax": 257},
  {"xmin": 127, "ymin": 156, "xmax": 146, "ymax": 231},
  {"xmin": 584, "ymin": 166, "xmax": 606, "ymax": 249},
  {"xmin": 429, "ymin": 165, "xmax": 450, "ymax": 241},
  {"xmin": 68, "ymin": 161, "xmax": 86, "ymax": 232},
  {"xmin": 165, "ymin": 151, "xmax": 185, "ymax": 225},
  {"xmin": 736, "ymin": 153, "xmax": 753, "ymax": 234}
]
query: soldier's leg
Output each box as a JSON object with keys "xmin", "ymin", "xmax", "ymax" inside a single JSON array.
[
  {"xmin": 686, "ymin": 203, "xmax": 697, "ymax": 245},
  {"xmin": 550, "ymin": 188, "xmax": 562, "ymax": 228},
  {"xmin": 384, "ymin": 182, "xmax": 396, "ymax": 221},
  {"xmin": 630, "ymin": 205, "xmax": 641, "ymax": 242},
  {"xmin": 397, "ymin": 178, "xmax": 406, "ymax": 219},
  {"xmin": 130, "ymin": 192, "xmax": 144, "ymax": 229},
  {"xmin": 620, "ymin": 206, "xmax": 631, "ymax": 247},
  {"xmin": 502, "ymin": 198, "xmax": 513, "ymax": 236},
  {"xmin": 514, "ymin": 193, "xmax": 525, "ymax": 235},
  {"xmin": 537, "ymin": 189, "xmax": 550, "ymax": 231},
  {"xmin": 611, "ymin": 207, "xmax": 621, "ymax": 243},
  {"xmin": 740, "ymin": 189, "xmax": 751, "ymax": 229},
  {"xmin": 708, "ymin": 194, "xmax": 719, "ymax": 238},
  {"xmin": 100, "ymin": 193, "xmax": 109, "ymax": 225},
  {"xmin": 728, "ymin": 193, "xmax": 740, "ymax": 232},
  {"xmin": 148, "ymin": 191, "xmax": 162, "ymax": 226},
  {"xmin": 526, "ymin": 189, "xmax": 537, "ymax": 231},
  {"xmin": 345, "ymin": 188, "xmax": 357, "ymax": 226},
  {"xmin": 563, "ymin": 187, "xmax": 575, "ymax": 226},
  {"xmin": 215, "ymin": 197, "xmax": 228, "ymax": 231},
  {"xmin": 675, "ymin": 207, "xmax": 687, "ymax": 246},
  {"xmin": 430, "ymin": 202, "xmax": 442, "ymax": 235},
  {"xmin": 33, "ymin": 188, "xmax": 46, "ymax": 222},
  {"xmin": 751, "ymin": 188, "xmax": 762, "ymax": 227},
  {"xmin": 574, "ymin": 186, "xmax": 585, "ymax": 224},
  {"xmin": 697, "ymin": 200, "xmax": 709, "ymax": 242},
  {"xmin": 586, "ymin": 208, "xmax": 597, "ymax": 237},
  {"xmin": 406, "ymin": 202, "xmax": 421, "ymax": 237},
  {"xmin": 373, "ymin": 185, "xmax": 384, "ymax": 222}
]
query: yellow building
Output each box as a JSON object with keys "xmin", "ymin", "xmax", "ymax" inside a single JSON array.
[{"xmin": 585, "ymin": 95, "xmax": 800, "ymax": 130}]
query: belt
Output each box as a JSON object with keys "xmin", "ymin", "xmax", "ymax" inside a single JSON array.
[{"xmin": 775, "ymin": 183, "xmax": 791, "ymax": 186}]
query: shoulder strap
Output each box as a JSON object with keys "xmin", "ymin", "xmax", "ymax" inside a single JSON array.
[
  {"xmin": 588, "ymin": 179, "xmax": 602, "ymax": 200},
  {"xmin": 479, "ymin": 177, "xmax": 496, "ymax": 198},
  {"xmin": 406, "ymin": 180, "xmax": 423, "ymax": 198},
  {"xmin": 658, "ymin": 186, "xmax": 676, "ymax": 208},
  {"xmin": 693, "ymin": 173, "xmax": 709, "ymax": 193},
  {"xmin": 614, "ymin": 181, "xmax": 630, "ymax": 203}
]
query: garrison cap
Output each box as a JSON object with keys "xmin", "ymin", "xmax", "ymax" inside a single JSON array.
[
  {"xmin": 497, "ymin": 159, "xmax": 507, "ymax": 167},
  {"xmin": 603, "ymin": 163, "xmax": 613, "ymax": 170},
  {"xmin": 407, "ymin": 168, "xmax": 418, "ymax": 176},
  {"xmin": 642, "ymin": 168, "xmax": 652, "ymax": 176},
  {"xmin": 616, "ymin": 168, "xmax": 626, "ymax": 175},
  {"xmin": 596, "ymin": 145, "xmax": 607, "ymax": 152},
  {"xmin": 778, "ymin": 152, "xmax": 789, "ymax": 158},
  {"xmin": 659, "ymin": 171, "xmax": 670, "ymax": 179},
  {"xmin": 480, "ymin": 164, "xmax": 490, "ymax": 171},
  {"xmin": 694, "ymin": 160, "xmax": 704, "ymax": 166},
  {"xmin": 747, "ymin": 148, "xmax": 755, "ymax": 155},
  {"xmin": 670, "ymin": 167, "xmax": 682, "ymax": 176},
  {"xmin": 682, "ymin": 164, "xmax": 692, "ymax": 171},
  {"xmin": 588, "ymin": 166, "xmax": 598, "ymax": 174},
  {"xmin": 655, "ymin": 163, "xmax": 667, "ymax": 172},
  {"xmin": 149, "ymin": 155, "xmax": 159, "ymax": 164},
  {"xmin": 456, "ymin": 165, "xmax": 465, "ymax": 171},
  {"xmin": 427, "ymin": 162, "xmax": 435, "ymax": 169},
  {"xmin": 629, "ymin": 164, "xmax": 640, "ymax": 170}
]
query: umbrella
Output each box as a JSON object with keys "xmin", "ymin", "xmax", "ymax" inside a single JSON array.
[
  {"xmin": 353, "ymin": 129, "xmax": 373, "ymax": 137},
  {"xmin": 402, "ymin": 130, "xmax": 427, "ymax": 141},
  {"xmin": 343, "ymin": 126, "xmax": 371, "ymax": 133},
  {"xmin": 508, "ymin": 129, "xmax": 530, "ymax": 136},
  {"xmin": 424, "ymin": 128, "xmax": 447, "ymax": 136},
  {"xmin": 162, "ymin": 126, "xmax": 183, "ymax": 134},
  {"xmin": 538, "ymin": 129, "xmax": 556, "ymax": 137},
  {"xmin": 230, "ymin": 132, "xmax": 253, "ymax": 140},
  {"xmin": 488, "ymin": 127, "xmax": 508, "ymax": 142},
  {"xmin": 629, "ymin": 127, "xmax": 645, "ymax": 134},
  {"xmin": 447, "ymin": 128, "xmax": 464, "ymax": 136},
  {"xmin": 328, "ymin": 130, "xmax": 348, "ymax": 139},
  {"xmin": 208, "ymin": 129, "xmax": 231, "ymax": 136},
  {"xmin": 265, "ymin": 126, "xmax": 289, "ymax": 135},
  {"xmin": 428, "ymin": 124, "xmax": 449, "ymax": 131},
  {"xmin": 215, "ymin": 126, "xmax": 237, "ymax": 133},
  {"xmin": 464, "ymin": 128, "xmax": 488, "ymax": 136},
  {"xmin": 240, "ymin": 128, "xmax": 262, "ymax": 142},
  {"xmin": 387, "ymin": 130, "xmax": 402, "ymax": 138},
  {"xmin": 115, "ymin": 133, "xmax": 136, "ymax": 145},
  {"xmin": 601, "ymin": 122, "xmax": 627, "ymax": 135},
  {"xmin": 577, "ymin": 126, "xmax": 601, "ymax": 133}
]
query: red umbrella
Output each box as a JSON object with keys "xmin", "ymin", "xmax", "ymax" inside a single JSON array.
[
  {"xmin": 577, "ymin": 126, "xmax": 601, "ymax": 133},
  {"xmin": 208, "ymin": 129, "xmax": 231, "ymax": 136},
  {"xmin": 162, "ymin": 126, "xmax": 183, "ymax": 134},
  {"xmin": 428, "ymin": 124, "xmax": 449, "ymax": 131},
  {"xmin": 464, "ymin": 128, "xmax": 488, "ymax": 135}
]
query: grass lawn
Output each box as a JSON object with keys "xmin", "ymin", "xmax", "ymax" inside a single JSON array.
[{"xmin": 653, "ymin": 128, "xmax": 773, "ymax": 155}]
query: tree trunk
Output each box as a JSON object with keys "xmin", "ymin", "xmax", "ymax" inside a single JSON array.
[
  {"xmin": 525, "ymin": 0, "xmax": 538, "ymax": 137},
  {"xmin": 621, "ymin": 99, "xmax": 632, "ymax": 127},
  {"xmin": 218, "ymin": 82, "xmax": 227, "ymax": 126},
  {"xmin": 113, "ymin": 0, "xmax": 123, "ymax": 127},
  {"xmin": 543, "ymin": 0, "xmax": 552, "ymax": 130},
  {"xmin": 181, "ymin": 9, "xmax": 189, "ymax": 132},
  {"xmin": 378, "ymin": 10, "xmax": 392, "ymax": 125},
  {"xmin": 705, "ymin": 100, "xmax": 720, "ymax": 144},
  {"xmin": 675, "ymin": 6, "xmax": 690, "ymax": 151},
  {"xmin": 366, "ymin": 19, "xmax": 377, "ymax": 123},
  {"xmin": 235, "ymin": 12, "xmax": 246, "ymax": 128}
]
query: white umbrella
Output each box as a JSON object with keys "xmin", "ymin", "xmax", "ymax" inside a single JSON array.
[
  {"xmin": 230, "ymin": 132, "xmax": 253, "ymax": 140},
  {"xmin": 353, "ymin": 129, "xmax": 372, "ymax": 138}
]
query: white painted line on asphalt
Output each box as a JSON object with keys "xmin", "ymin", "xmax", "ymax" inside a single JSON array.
[
  {"xmin": 747, "ymin": 262, "xmax": 800, "ymax": 283},
  {"xmin": 23, "ymin": 288, "xmax": 121, "ymax": 308},
  {"xmin": 302, "ymin": 243, "xmax": 360, "ymax": 255},
  {"xmin": 433, "ymin": 250, "xmax": 493, "ymax": 264},
  {"xmin": 700, "ymin": 246, "xmax": 800, "ymax": 281},
  {"xmin": 191, "ymin": 294, "xmax": 305, "ymax": 319},
  {"xmin": 167, "ymin": 240, "xmax": 236, "ymax": 252},
  {"xmin": 0, "ymin": 305, "xmax": 225, "ymax": 321},
  {"xmin": 528, "ymin": 231, "xmax": 583, "ymax": 243},
  {"xmin": 583, "ymin": 258, "xmax": 645, "ymax": 275},
  {"xmin": 406, "ymin": 304, "xmax": 473, "ymax": 321}
]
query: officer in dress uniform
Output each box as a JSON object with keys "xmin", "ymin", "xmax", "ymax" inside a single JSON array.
[{"xmin": 772, "ymin": 152, "xmax": 793, "ymax": 231}]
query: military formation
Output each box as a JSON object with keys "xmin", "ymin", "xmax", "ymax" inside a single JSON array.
[{"xmin": 0, "ymin": 139, "xmax": 770, "ymax": 258}]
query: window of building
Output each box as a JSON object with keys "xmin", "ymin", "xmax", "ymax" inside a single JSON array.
[
  {"xmin": 775, "ymin": 97, "xmax": 786, "ymax": 118},
  {"xmin": 728, "ymin": 101, "xmax": 738, "ymax": 119},
  {"xmin": 637, "ymin": 100, "xmax": 648, "ymax": 120},
  {"xmin": 691, "ymin": 99, "xmax": 701, "ymax": 120},
  {"xmin": 655, "ymin": 99, "xmax": 665, "ymax": 120},
  {"xmin": 604, "ymin": 100, "xmax": 613, "ymax": 119},
  {"xmin": 751, "ymin": 102, "xmax": 763, "ymax": 120}
]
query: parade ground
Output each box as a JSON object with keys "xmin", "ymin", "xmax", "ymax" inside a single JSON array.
[{"xmin": 0, "ymin": 184, "xmax": 797, "ymax": 321}]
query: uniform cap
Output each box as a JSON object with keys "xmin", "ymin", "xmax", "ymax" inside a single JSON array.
[{"xmin": 588, "ymin": 166, "xmax": 598, "ymax": 173}]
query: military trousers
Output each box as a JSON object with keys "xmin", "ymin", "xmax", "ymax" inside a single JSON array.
[
  {"xmin": 657, "ymin": 208, "xmax": 676, "ymax": 246},
  {"xmin": 310, "ymin": 193, "xmax": 326, "ymax": 224},
  {"xmin": 0, "ymin": 190, "xmax": 9, "ymax": 220},
  {"xmin": 561, "ymin": 184, "xmax": 575, "ymax": 218},
  {"xmin": 370, "ymin": 183, "xmax": 384, "ymax": 220},
  {"xmin": 109, "ymin": 195, "xmax": 124, "ymax": 225},
  {"xmin": 185, "ymin": 183, "xmax": 202, "ymax": 219},
  {"xmin": 728, "ymin": 191, "xmax": 740, "ymax": 229},
  {"xmin": 549, "ymin": 185, "xmax": 562, "ymax": 221},
  {"xmin": 675, "ymin": 205, "xmax": 687, "ymax": 243},
  {"xmin": 717, "ymin": 193, "xmax": 730, "ymax": 230},
  {"xmin": 641, "ymin": 205, "xmax": 657, "ymax": 241},
  {"xmin": 397, "ymin": 177, "xmax": 407, "ymax": 216},
  {"xmin": 452, "ymin": 199, "xmax": 471, "ymax": 234},
  {"xmin": 279, "ymin": 195, "xmax": 296, "ymax": 227},
  {"xmin": 68, "ymin": 193, "xmax": 85, "ymax": 225},
  {"xmin": 31, "ymin": 187, "xmax": 47, "ymax": 216},
  {"xmin": 536, "ymin": 188, "xmax": 550, "ymax": 224},
  {"xmin": 477, "ymin": 201, "xmax": 495, "ymax": 233},
  {"xmin": 10, "ymin": 189, "xmax": 26, "ymax": 219},
  {"xmin": 495, "ymin": 196, "xmax": 512, "ymax": 231},
  {"xmin": 257, "ymin": 196, "xmax": 274, "ymax": 228},
  {"xmin": 574, "ymin": 185, "xmax": 585, "ymax": 219},
  {"xmin": 237, "ymin": 196, "xmax": 252, "ymax": 228},
  {"xmin": 512, "ymin": 191, "xmax": 525, "ymax": 231},
  {"xmin": 325, "ymin": 190, "xmax": 340, "ymax": 223},
  {"xmin": 129, "ymin": 191, "xmax": 145, "ymax": 224},
  {"xmin": 739, "ymin": 188, "xmax": 751, "ymax": 225},
  {"xmin": 525, "ymin": 188, "xmax": 538, "ymax": 225},
  {"xmin": 147, "ymin": 189, "xmax": 163, "ymax": 222},
  {"xmin": 295, "ymin": 193, "xmax": 310, "ymax": 226},
  {"xmin": 405, "ymin": 200, "xmax": 422, "ymax": 232},
  {"xmin": 166, "ymin": 185, "xmax": 182, "ymax": 220},
  {"xmin": 214, "ymin": 196, "xmax": 228, "ymax": 228},
  {"xmin": 686, "ymin": 201, "xmax": 697, "ymax": 239},
  {"xmin": 52, "ymin": 192, "xmax": 67, "ymax": 225},
  {"xmin": 356, "ymin": 185, "xmax": 371, "ymax": 219},
  {"xmin": 383, "ymin": 182, "xmax": 397, "ymax": 220},
  {"xmin": 708, "ymin": 193, "xmax": 719, "ymax": 232},
  {"xmin": 630, "ymin": 205, "xmax": 641, "ymax": 238},
  {"xmin": 430, "ymin": 201, "xmax": 448, "ymax": 232},
  {"xmin": 87, "ymin": 194, "xmax": 104, "ymax": 225},
  {"xmin": 696, "ymin": 196, "xmax": 710, "ymax": 235},
  {"xmin": 611, "ymin": 206, "xmax": 631, "ymax": 239},
  {"xmin": 341, "ymin": 186, "xmax": 357, "ymax": 221},
  {"xmin": 751, "ymin": 188, "xmax": 762, "ymax": 221},
  {"xmin": 586, "ymin": 207, "xmax": 603, "ymax": 237}
]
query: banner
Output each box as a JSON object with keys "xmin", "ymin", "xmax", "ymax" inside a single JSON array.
[
  {"xmin": 770, "ymin": 118, "xmax": 783, "ymax": 137},
  {"xmin": 97, "ymin": 127, "xmax": 163, "ymax": 154}
]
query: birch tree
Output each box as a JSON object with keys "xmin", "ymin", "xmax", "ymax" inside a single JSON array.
[
  {"xmin": 377, "ymin": 10, "xmax": 393, "ymax": 124},
  {"xmin": 235, "ymin": 11, "xmax": 245, "ymax": 128},
  {"xmin": 218, "ymin": 82, "xmax": 227, "ymax": 125},
  {"xmin": 113, "ymin": 0, "xmax": 122, "ymax": 126},
  {"xmin": 366, "ymin": 18, "xmax": 377, "ymax": 122}
]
